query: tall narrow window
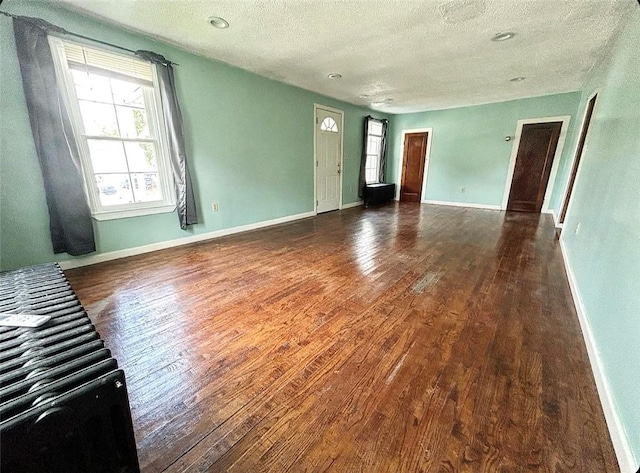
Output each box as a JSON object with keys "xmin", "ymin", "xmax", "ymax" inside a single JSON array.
[
  {"xmin": 49, "ymin": 38, "xmax": 175, "ymax": 220},
  {"xmin": 365, "ymin": 119, "xmax": 384, "ymax": 184}
]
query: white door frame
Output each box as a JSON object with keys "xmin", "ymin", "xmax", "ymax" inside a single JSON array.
[
  {"xmin": 313, "ymin": 103, "xmax": 344, "ymax": 214},
  {"xmin": 501, "ymin": 115, "xmax": 571, "ymax": 212},
  {"xmin": 395, "ymin": 128, "xmax": 433, "ymax": 201}
]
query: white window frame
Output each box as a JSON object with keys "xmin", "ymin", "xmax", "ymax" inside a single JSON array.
[
  {"xmin": 48, "ymin": 36, "xmax": 175, "ymax": 221},
  {"xmin": 365, "ymin": 119, "xmax": 384, "ymax": 185}
]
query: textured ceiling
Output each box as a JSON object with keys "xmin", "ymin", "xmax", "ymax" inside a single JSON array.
[{"xmin": 49, "ymin": 0, "xmax": 635, "ymax": 113}]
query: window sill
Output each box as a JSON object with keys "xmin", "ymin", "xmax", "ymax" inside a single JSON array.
[{"xmin": 92, "ymin": 204, "xmax": 176, "ymax": 221}]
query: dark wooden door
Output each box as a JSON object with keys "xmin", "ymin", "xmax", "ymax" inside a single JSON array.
[
  {"xmin": 507, "ymin": 122, "xmax": 562, "ymax": 213},
  {"xmin": 400, "ymin": 132, "xmax": 428, "ymax": 202}
]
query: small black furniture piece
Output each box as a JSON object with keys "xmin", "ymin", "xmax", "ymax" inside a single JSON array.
[
  {"xmin": 0, "ymin": 263, "xmax": 139, "ymax": 473},
  {"xmin": 363, "ymin": 183, "xmax": 396, "ymax": 207}
]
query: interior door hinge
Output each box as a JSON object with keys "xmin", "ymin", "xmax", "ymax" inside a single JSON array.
[
  {"xmin": 316, "ymin": 160, "xmax": 319, "ymax": 166},
  {"xmin": 315, "ymin": 117, "xmax": 318, "ymax": 124}
]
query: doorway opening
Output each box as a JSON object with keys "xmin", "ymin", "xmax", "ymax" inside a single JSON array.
[
  {"xmin": 502, "ymin": 116, "xmax": 571, "ymax": 213},
  {"xmin": 396, "ymin": 128, "xmax": 432, "ymax": 202},
  {"xmin": 559, "ymin": 93, "xmax": 598, "ymax": 225}
]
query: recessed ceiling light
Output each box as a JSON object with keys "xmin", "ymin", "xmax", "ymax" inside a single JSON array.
[
  {"xmin": 208, "ymin": 16, "xmax": 229, "ymax": 29},
  {"xmin": 492, "ymin": 32, "xmax": 515, "ymax": 42},
  {"xmin": 359, "ymin": 94, "xmax": 370, "ymax": 99},
  {"xmin": 510, "ymin": 76, "xmax": 526, "ymax": 82},
  {"xmin": 327, "ymin": 73, "xmax": 342, "ymax": 79}
]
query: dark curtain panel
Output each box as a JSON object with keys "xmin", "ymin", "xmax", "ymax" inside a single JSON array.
[
  {"xmin": 378, "ymin": 119, "xmax": 389, "ymax": 183},
  {"xmin": 358, "ymin": 115, "xmax": 372, "ymax": 198},
  {"xmin": 13, "ymin": 17, "xmax": 96, "ymax": 255},
  {"xmin": 137, "ymin": 50, "xmax": 198, "ymax": 229}
]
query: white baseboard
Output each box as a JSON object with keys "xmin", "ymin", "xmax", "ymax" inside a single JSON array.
[
  {"xmin": 58, "ymin": 211, "xmax": 316, "ymax": 270},
  {"xmin": 559, "ymin": 237, "xmax": 637, "ymax": 472},
  {"xmin": 545, "ymin": 209, "xmax": 563, "ymax": 229},
  {"xmin": 423, "ymin": 199, "xmax": 502, "ymax": 211},
  {"xmin": 341, "ymin": 200, "xmax": 364, "ymax": 209}
]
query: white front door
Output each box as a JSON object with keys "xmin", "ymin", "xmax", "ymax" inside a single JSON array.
[{"xmin": 315, "ymin": 106, "xmax": 343, "ymax": 213}]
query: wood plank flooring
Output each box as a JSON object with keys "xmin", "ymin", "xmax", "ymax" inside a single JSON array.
[{"xmin": 65, "ymin": 203, "xmax": 618, "ymax": 472}]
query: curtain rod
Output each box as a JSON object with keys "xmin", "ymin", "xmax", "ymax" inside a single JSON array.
[{"xmin": 0, "ymin": 9, "xmax": 178, "ymax": 66}]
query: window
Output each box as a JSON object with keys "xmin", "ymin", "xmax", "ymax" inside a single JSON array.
[
  {"xmin": 320, "ymin": 117, "xmax": 339, "ymax": 133},
  {"xmin": 49, "ymin": 37, "xmax": 175, "ymax": 220},
  {"xmin": 365, "ymin": 119, "xmax": 384, "ymax": 184}
]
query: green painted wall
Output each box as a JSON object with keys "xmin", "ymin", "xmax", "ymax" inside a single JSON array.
[
  {"xmin": 560, "ymin": 10, "xmax": 640, "ymax": 467},
  {"xmin": 0, "ymin": 2, "xmax": 385, "ymax": 271},
  {"xmin": 387, "ymin": 93, "xmax": 581, "ymax": 208}
]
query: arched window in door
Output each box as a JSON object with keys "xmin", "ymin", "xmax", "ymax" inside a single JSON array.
[{"xmin": 320, "ymin": 117, "xmax": 339, "ymax": 133}]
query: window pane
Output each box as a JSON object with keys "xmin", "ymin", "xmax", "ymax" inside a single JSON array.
[
  {"xmin": 369, "ymin": 121, "xmax": 383, "ymax": 136},
  {"xmin": 367, "ymin": 136, "xmax": 380, "ymax": 154},
  {"xmin": 116, "ymin": 106, "xmax": 150, "ymax": 138},
  {"xmin": 365, "ymin": 169, "xmax": 377, "ymax": 184},
  {"xmin": 79, "ymin": 100, "xmax": 119, "ymax": 137},
  {"xmin": 95, "ymin": 173, "xmax": 134, "ymax": 206},
  {"xmin": 110, "ymin": 78, "xmax": 145, "ymax": 107},
  {"xmin": 365, "ymin": 154, "xmax": 379, "ymax": 185},
  {"xmin": 131, "ymin": 173, "xmax": 162, "ymax": 202},
  {"xmin": 71, "ymin": 69, "xmax": 112, "ymax": 103},
  {"xmin": 87, "ymin": 139, "xmax": 128, "ymax": 173},
  {"xmin": 124, "ymin": 142, "xmax": 158, "ymax": 172}
]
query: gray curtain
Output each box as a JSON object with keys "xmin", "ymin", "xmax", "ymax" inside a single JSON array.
[
  {"xmin": 136, "ymin": 51, "xmax": 198, "ymax": 229},
  {"xmin": 13, "ymin": 17, "xmax": 96, "ymax": 255},
  {"xmin": 378, "ymin": 119, "xmax": 389, "ymax": 183}
]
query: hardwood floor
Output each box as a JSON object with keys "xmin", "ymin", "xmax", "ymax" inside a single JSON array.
[{"xmin": 65, "ymin": 203, "xmax": 618, "ymax": 472}]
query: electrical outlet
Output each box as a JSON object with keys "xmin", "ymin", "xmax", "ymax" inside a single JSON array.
[{"xmin": 211, "ymin": 202, "xmax": 219, "ymax": 212}]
